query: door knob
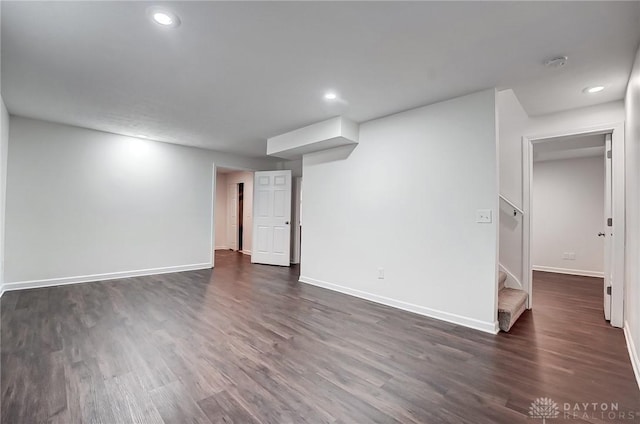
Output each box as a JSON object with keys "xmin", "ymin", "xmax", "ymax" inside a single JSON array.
[{"xmin": 598, "ymin": 232, "xmax": 605, "ymax": 237}]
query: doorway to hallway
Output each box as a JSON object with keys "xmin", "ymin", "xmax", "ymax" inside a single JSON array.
[{"xmin": 214, "ymin": 168, "xmax": 254, "ymax": 256}]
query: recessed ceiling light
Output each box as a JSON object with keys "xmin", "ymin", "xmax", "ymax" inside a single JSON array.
[
  {"xmin": 154, "ymin": 12, "xmax": 173, "ymax": 25},
  {"xmin": 324, "ymin": 92, "xmax": 337, "ymax": 100},
  {"xmin": 583, "ymin": 86, "xmax": 605, "ymax": 94},
  {"xmin": 148, "ymin": 7, "xmax": 181, "ymax": 28}
]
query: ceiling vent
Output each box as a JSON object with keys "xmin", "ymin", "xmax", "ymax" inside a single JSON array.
[{"xmin": 544, "ymin": 56, "xmax": 568, "ymax": 68}]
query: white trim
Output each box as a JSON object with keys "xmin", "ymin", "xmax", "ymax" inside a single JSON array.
[
  {"xmin": 532, "ymin": 265, "xmax": 604, "ymax": 278},
  {"xmin": 499, "ymin": 263, "xmax": 523, "ymax": 290},
  {"xmin": 493, "ymin": 91, "xmax": 500, "ymax": 326},
  {"xmin": 522, "ymin": 134, "xmax": 533, "ymax": 308},
  {"xmin": 624, "ymin": 321, "xmax": 640, "ymax": 391},
  {"xmin": 1, "ymin": 263, "xmax": 212, "ymax": 294},
  {"xmin": 215, "ymin": 246, "xmax": 229, "ymax": 250},
  {"xmin": 241, "ymin": 250, "xmax": 252, "ymax": 255},
  {"xmin": 522, "ymin": 122, "xmax": 625, "ymax": 327},
  {"xmin": 299, "ymin": 275, "xmax": 499, "ymax": 334}
]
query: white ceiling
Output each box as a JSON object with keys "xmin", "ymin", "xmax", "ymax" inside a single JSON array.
[
  {"xmin": 2, "ymin": 2, "xmax": 639, "ymax": 157},
  {"xmin": 534, "ymin": 133, "xmax": 606, "ymax": 162}
]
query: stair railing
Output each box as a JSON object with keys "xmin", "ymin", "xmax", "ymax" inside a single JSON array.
[{"xmin": 499, "ymin": 194, "xmax": 524, "ymax": 217}]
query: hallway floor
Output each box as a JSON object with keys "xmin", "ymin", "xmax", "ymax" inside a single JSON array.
[
  {"xmin": 1, "ymin": 255, "xmax": 639, "ymax": 423},
  {"xmin": 508, "ymin": 271, "xmax": 640, "ymax": 421}
]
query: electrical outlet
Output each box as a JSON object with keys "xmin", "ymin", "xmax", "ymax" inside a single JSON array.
[
  {"xmin": 562, "ymin": 252, "xmax": 576, "ymax": 260},
  {"xmin": 378, "ymin": 268, "xmax": 385, "ymax": 279},
  {"xmin": 476, "ymin": 209, "xmax": 492, "ymax": 223}
]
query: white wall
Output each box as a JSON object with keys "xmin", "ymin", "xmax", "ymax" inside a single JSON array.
[
  {"xmin": 531, "ymin": 101, "xmax": 624, "ymax": 137},
  {"xmin": 624, "ymin": 44, "xmax": 640, "ymax": 388},
  {"xmin": 498, "ymin": 90, "xmax": 530, "ymax": 285},
  {"xmin": 498, "ymin": 92, "xmax": 624, "ymax": 286},
  {"xmin": 300, "ymin": 90, "xmax": 499, "ymax": 333},
  {"xmin": 4, "ymin": 117, "xmax": 276, "ymax": 286},
  {"xmin": 0, "ymin": 97, "xmax": 9, "ymax": 293},
  {"xmin": 532, "ymin": 155, "xmax": 605, "ymax": 276},
  {"xmin": 498, "ymin": 90, "xmax": 531, "ymax": 206},
  {"xmin": 278, "ymin": 158, "xmax": 303, "ymax": 178},
  {"xmin": 214, "ymin": 172, "xmax": 228, "ymax": 249}
]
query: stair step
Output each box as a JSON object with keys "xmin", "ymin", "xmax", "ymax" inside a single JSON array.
[
  {"xmin": 498, "ymin": 271, "xmax": 507, "ymax": 289},
  {"xmin": 498, "ymin": 288, "xmax": 527, "ymax": 332}
]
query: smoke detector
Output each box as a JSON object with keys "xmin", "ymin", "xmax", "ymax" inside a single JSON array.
[{"xmin": 544, "ymin": 56, "xmax": 568, "ymax": 68}]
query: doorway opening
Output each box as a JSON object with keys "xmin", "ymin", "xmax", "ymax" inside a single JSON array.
[
  {"xmin": 532, "ymin": 133, "xmax": 608, "ymax": 318},
  {"xmin": 522, "ymin": 123, "xmax": 624, "ymax": 328},
  {"xmin": 238, "ymin": 182, "xmax": 244, "ymax": 252},
  {"xmin": 213, "ymin": 167, "xmax": 303, "ymax": 270},
  {"xmin": 214, "ymin": 168, "xmax": 254, "ymax": 257}
]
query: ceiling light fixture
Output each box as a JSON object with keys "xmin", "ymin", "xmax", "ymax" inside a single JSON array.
[
  {"xmin": 154, "ymin": 12, "xmax": 173, "ymax": 25},
  {"xmin": 148, "ymin": 7, "xmax": 181, "ymax": 28},
  {"xmin": 583, "ymin": 86, "xmax": 605, "ymax": 94},
  {"xmin": 324, "ymin": 92, "xmax": 337, "ymax": 100}
]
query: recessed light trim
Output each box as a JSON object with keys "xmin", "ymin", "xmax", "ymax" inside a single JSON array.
[
  {"xmin": 583, "ymin": 86, "xmax": 604, "ymax": 94},
  {"xmin": 147, "ymin": 7, "xmax": 181, "ymax": 28},
  {"xmin": 324, "ymin": 92, "xmax": 338, "ymax": 100}
]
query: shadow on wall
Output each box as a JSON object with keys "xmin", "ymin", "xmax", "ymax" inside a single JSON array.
[{"xmin": 303, "ymin": 144, "xmax": 357, "ymax": 166}]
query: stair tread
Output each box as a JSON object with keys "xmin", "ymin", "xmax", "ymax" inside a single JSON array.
[{"xmin": 498, "ymin": 288, "xmax": 527, "ymax": 314}]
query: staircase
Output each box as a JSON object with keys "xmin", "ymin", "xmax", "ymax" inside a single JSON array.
[{"xmin": 497, "ymin": 271, "xmax": 528, "ymax": 332}]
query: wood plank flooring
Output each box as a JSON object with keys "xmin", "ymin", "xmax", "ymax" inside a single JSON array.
[{"xmin": 2, "ymin": 253, "xmax": 639, "ymax": 423}]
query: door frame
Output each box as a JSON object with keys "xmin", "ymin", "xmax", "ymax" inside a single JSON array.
[
  {"xmin": 212, "ymin": 164, "xmax": 256, "ymax": 267},
  {"xmin": 522, "ymin": 121, "xmax": 625, "ymax": 327},
  {"xmin": 227, "ymin": 181, "xmax": 239, "ymax": 252},
  {"xmin": 291, "ymin": 177, "xmax": 303, "ymax": 264}
]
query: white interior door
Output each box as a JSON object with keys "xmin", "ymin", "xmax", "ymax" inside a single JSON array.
[
  {"xmin": 227, "ymin": 183, "xmax": 238, "ymax": 251},
  {"xmin": 603, "ymin": 133, "xmax": 612, "ymax": 321},
  {"xmin": 252, "ymin": 170, "xmax": 292, "ymax": 266}
]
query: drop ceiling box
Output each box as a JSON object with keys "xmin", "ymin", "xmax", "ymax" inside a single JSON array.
[{"xmin": 267, "ymin": 117, "xmax": 359, "ymax": 160}]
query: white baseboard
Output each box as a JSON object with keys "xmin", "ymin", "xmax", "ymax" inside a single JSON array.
[
  {"xmin": 498, "ymin": 264, "xmax": 523, "ymax": 290},
  {"xmin": 532, "ymin": 265, "xmax": 604, "ymax": 278},
  {"xmin": 1, "ymin": 263, "xmax": 213, "ymax": 294},
  {"xmin": 624, "ymin": 321, "xmax": 640, "ymax": 391},
  {"xmin": 215, "ymin": 246, "xmax": 229, "ymax": 250},
  {"xmin": 299, "ymin": 275, "xmax": 498, "ymax": 334},
  {"xmin": 241, "ymin": 250, "xmax": 252, "ymax": 255}
]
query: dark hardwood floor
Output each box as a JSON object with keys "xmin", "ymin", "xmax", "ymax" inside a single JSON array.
[{"xmin": 2, "ymin": 253, "xmax": 639, "ymax": 423}]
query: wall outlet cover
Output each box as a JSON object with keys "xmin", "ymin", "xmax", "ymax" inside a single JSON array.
[{"xmin": 476, "ymin": 209, "xmax": 492, "ymax": 223}]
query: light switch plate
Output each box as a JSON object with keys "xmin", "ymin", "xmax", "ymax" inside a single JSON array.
[{"xmin": 476, "ymin": 209, "xmax": 492, "ymax": 223}]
